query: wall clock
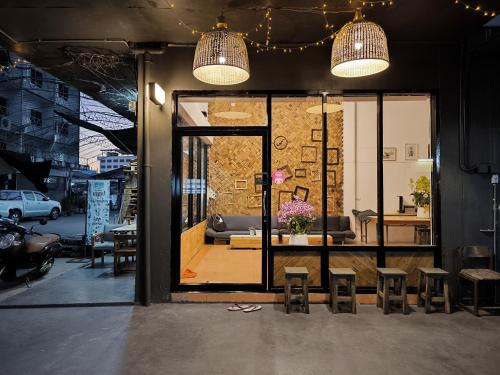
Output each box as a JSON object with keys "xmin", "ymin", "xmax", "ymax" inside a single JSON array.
[{"xmin": 273, "ymin": 136, "xmax": 288, "ymax": 150}]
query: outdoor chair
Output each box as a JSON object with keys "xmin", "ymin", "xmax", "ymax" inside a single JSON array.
[
  {"xmin": 91, "ymin": 223, "xmax": 122, "ymax": 267},
  {"xmin": 458, "ymin": 246, "xmax": 500, "ymax": 316}
]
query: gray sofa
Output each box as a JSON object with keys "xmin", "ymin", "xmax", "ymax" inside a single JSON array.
[{"xmin": 206, "ymin": 215, "xmax": 355, "ymax": 244}]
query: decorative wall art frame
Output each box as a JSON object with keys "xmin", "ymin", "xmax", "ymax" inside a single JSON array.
[
  {"xmin": 273, "ymin": 136, "xmax": 288, "ymax": 150},
  {"xmin": 220, "ymin": 192, "xmax": 234, "ymax": 205},
  {"xmin": 311, "ymin": 129, "xmax": 322, "ymax": 143},
  {"xmin": 326, "ymin": 147, "xmax": 339, "ymax": 165},
  {"xmin": 254, "ymin": 173, "xmax": 263, "ymax": 192},
  {"xmin": 293, "ymin": 185, "xmax": 310, "ymax": 202},
  {"xmin": 278, "ymin": 190, "xmax": 294, "ymax": 209},
  {"xmin": 383, "ymin": 147, "xmax": 397, "ymax": 161},
  {"xmin": 234, "ymin": 179, "xmax": 248, "ymax": 190},
  {"xmin": 295, "ymin": 168, "xmax": 307, "ymax": 178},
  {"xmin": 278, "ymin": 165, "xmax": 293, "ymax": 181},
  {"xmin": 301, "ymin": 145, "xmax": 318, "ymax": 163},
  {"xmin": 405, "ymin": 143, "xmax": 418, "ymax": 161},
  {"xmin": 310, "ymin": 168, "xmax": 321, "ymax": 182},
  {"xmin": 247, "ymin": 194, "xmax": 262, "ymax": 209},
  {"xmin": 327, "ymin": 170, "xmax": 336, "ymax": 188}
]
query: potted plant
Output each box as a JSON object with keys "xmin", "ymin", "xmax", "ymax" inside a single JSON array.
[
  {"xmin": 278, "ymin": 197, "xmax": 316, "ymax": 245},
  {"xmin": 409, "ymin": 176, "xmax": 431, "ymax": 218}
]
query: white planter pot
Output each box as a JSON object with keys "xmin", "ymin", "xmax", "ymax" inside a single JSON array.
[
  {"xmin": 417, "ymin": 206, "xmax": 430, "ymax": 218},
  {"xmin": 289, "ymin": 234, "xmax": 309, "ymax": 246}
]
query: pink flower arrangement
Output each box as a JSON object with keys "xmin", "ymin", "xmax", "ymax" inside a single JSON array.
[{"xmin": 278, "ymin": 197, "xmax": 316, "ymax": 235}]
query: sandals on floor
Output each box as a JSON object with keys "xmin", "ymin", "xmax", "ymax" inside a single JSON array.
[
  {"xmin": 227, "ymin": 304, "xmax": 251, "ymax": 311},
  {"xmin": 243, "ymin": 305, "xmax": 262, "ymax": 313},
  {"xmin": 227, "ymin": 304, "xmax": 262, "ymax": 312}
]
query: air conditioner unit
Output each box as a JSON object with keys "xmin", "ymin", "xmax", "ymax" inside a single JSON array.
[{"xmin": 1, "ymin": 117, "xmax": 11, "ymax": 130}]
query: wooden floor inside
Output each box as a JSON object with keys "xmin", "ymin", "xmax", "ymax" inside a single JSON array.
[{"xmin": 181, "ymin": 245, "xmax": 262, "ymax": 284}]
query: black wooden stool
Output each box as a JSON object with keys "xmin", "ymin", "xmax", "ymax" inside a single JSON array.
[
  {"xmin": 329, "ymin": 268, "xmax": 356, "ymax": 314},
  {"xmin": 417, "ymin": 267, "xmax": 451, "ymax": 314},
  {"xmin": 284, "ymin": 267, "xmax": 309, "ymax": 314},
  {"xmin": 376, "ymin": 268, "xmax": 409, "ymax": 314}
]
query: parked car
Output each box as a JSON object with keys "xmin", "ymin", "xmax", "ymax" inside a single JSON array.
[{"xmin": 0, "ymin": 190, "xmax": 61, "ymax": 221}]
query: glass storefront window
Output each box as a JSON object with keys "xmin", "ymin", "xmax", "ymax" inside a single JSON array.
[
  {"xmin": 383, "ymin": 94, "xmax": 433, "ymax": 246},
  {"xmin": 271, "ymin": 96, "xmax": 324, "ymax": 246},
  {"xmin": 327, "ymin": 95, "xmax": 379, "ymax": 246},
  {"xmin": 177, "ymin": 96, "xmax": 267, "ymax": 127}
]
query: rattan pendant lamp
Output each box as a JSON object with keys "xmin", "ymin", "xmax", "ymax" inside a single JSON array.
[
  {"xmin": 331, "ymin": 9, "xmax": 389, "ymax": 78},
  {"xmin": 192, "ymin": 15, "xmax": 250, "ymax": 85}
]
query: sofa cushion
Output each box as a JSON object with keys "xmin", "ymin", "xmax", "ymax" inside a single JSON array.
[
  {"xmin": 212, "ymin": 214, "xmax": 226, "ymax": 232},
  {"xmin": 223, "ymin": 216, "xmax": 262, "ymax": 231},
  {"xmin": 339, "ymin": 216, "xmax": 351, "ymax": 231},
  {"xmin": 102, "ymin": 223, "xmax": 122, "ymax": 242}
]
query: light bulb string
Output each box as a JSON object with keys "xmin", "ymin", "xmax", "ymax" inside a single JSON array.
[
  {"xmin": 175, "ymin": 0, "xmax": 394, "ymax": 52},
  {"xmin": 452, "ymin": 0, "xmax": 497, "ymax": 17}
]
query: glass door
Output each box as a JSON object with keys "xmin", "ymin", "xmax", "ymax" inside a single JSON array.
[{"xmin": 173, "ymin": 94, "xmax": 269, "ymax": 289}]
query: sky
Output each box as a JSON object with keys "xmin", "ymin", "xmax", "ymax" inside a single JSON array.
[{"xmin": 79, "ymin": 93, "xmax": 134, "ymax": 172}]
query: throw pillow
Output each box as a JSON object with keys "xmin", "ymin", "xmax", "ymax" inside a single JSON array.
[{"xmin": 212, "ymin": 214, "xmax": 226, "ymax": 232}]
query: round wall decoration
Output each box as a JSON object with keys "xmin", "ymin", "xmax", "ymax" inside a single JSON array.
[{"xmin": 273, "ymin": 136, "xmax": 288, "ymax": 150}]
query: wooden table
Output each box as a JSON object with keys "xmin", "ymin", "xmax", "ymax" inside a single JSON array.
[
  {"xmin": 112, "ymin": 223, "xmax": 137, "ymax": 234},
  {"xmin": 367, "ymin": 215, "xmax": 430, "ymax": 244},
  {"xmin": 229, "ymin": 234, "xmax": 334, "ymax": 249}
]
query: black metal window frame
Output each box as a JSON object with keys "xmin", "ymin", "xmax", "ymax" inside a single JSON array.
[
  {"xmin": 29, "ymin": 68, "xmax": 43, "ymax": 88},
  {"xmin": 171, "ymin": 90, "xmax": 441, "ymax": 294}
]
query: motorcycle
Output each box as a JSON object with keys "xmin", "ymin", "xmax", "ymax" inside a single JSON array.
[{"xmin": 0, "ymin": 216, "xmax": 62, "ymax": 283}]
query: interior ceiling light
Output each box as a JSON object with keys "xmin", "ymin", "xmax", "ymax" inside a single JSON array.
[
  {"xmin": 331, "ymin": 9, "xmax": 389, "ymax": 78},
  {"xmin": 214, "ymin": 111, "xmax": 252, "ymax": 119},
  {"xmin": 193, "ymin": 15, "xmax": 250, "ymax": 85},
  {"xmin": 306, "ymin": 103, "xmax": 343, "ymax": 114}
]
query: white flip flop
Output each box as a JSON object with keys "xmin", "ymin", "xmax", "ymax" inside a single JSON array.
[
  {"xmin": 243, "ymin": 305, "xmax": 262, "ymax": 313},
  {"xmin": 227, "ymin": 304, "xmax": 251, "ymax": 311}
]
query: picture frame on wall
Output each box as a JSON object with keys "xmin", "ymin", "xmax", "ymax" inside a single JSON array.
[
  {"xmin": 326, "ymin": 147, "xmax": 339, "ymax": 165},
  {"xmin": 311, "ymin": 129, "xmax": 322, "ymax": 143},
  {"xmin": 278, "ymin": 190, "xmax": 294, "ymax": 209},
  {"xmin": 294, "ymin": 168, "xmax": 307, "ymax": 178},
  {"xmin": 310, "ymin": 168, "xmax": 321, "ymax": 182},
  {"xmin": 254, "ymin": 173, "xmax": 263, "ymax": 192},
  {"xmin": 327, "ymin": 170, "xmax": 336, "ymax": 188},
  {"xmin": 405, "ymin": 143, "xmax": 418, "ymax": 160},
  {"xmin": 293, "ymin": 185, "xmax": 310, "ymax": 202},
  {"xmin": 247, "ymin": 194, "xmax": 262, "ymax": 209},
  {"xmin": 278, "ymin": 165, "xmax": 293, "ymax": 181},
  {"xmin": 301, "ymin": 146, "xmax": 317, "ymax": 163},
  {"xmin": 220, "ymin": 192, "xmax": 234, "ymax": 205},
  {"xmin": 383, "ymin": 147, "xmax": 397, "ymax": 161},
  {"xmin": 234, "ymin": 179, "xmax": 248, "ymax": 190}
]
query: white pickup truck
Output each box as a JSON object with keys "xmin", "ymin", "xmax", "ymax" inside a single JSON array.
[{"xmin": 0, "ymin": 190, "xmax": 61, "ymax": 221}]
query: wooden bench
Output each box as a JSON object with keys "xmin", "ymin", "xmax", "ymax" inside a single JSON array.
[
  {"xmin": 113, "ymin": 233, "xmax": 137, "ymax": 276},
  {"xmin": 284, "ymin": 267, "xmax": 309, "ymax": 314},
  {"xmin": 376, "ymin": 268, "xmax": 409, "ymax": 314},
  {"xmin": 459, "ymin": 268, "xmax": 500, "ymax": 316},
  {"xmin": 329, "ymin": 268, "xmax": 356, "ymax": 314},
  {"xmin": 417, "ymin": 267, "xmax": 450, "ymax": 314}
]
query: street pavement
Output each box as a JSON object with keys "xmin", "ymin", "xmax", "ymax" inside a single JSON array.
[{"xmin": 20, "ymin": 213, "xmax": 86, "ymax": 237}]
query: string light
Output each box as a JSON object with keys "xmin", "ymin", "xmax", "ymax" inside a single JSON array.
[
  {"xmin": 174, "ymin": 1, "xmax": 395, "ymax": 54},
  {"xmin": 453, "ymin": 0, "xmax": 497, "ymax": 17}
]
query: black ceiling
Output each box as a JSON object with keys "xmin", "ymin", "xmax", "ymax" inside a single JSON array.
[{"xmin": 0, "ymin": 0, "xmax": 498, "ymax": 119}]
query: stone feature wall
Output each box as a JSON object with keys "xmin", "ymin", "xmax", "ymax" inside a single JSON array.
[{"xmin": 206, "ymin": 99, "xmax": 344, "ymax": 218}]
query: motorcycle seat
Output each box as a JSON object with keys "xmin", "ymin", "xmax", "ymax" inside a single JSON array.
[{"xmin": 25, "ymin": 234, "xmax": 60, "ymax": 253}]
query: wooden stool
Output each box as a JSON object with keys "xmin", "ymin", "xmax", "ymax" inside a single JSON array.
[
  {"xmin": 417, "ymin": 267, "xmax": 451, "ymax": 314},
  {"xmin": 329, "ymin": 268, "xmax": 356, "ymax": 314},
  {"xmin": 284, "ymin": 267, "xmax": 309, "ymax": 314},
  {"xmin": 376, "ymin": 268, "xmax": 409, "ymax": 314}
]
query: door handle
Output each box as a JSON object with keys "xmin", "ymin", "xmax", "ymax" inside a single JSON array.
[{"xmin": 262, "ymin": 190, "xmax": 267, "ymax": 218}]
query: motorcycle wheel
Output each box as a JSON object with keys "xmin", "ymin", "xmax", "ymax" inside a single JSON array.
[{"xmin": 33, "ymin": 257, "xmax": 55, "ymax": 278}]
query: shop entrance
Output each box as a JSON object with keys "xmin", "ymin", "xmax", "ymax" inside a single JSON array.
[{"xmin": 171, "ymin": 92, "xmax": 440, "ymax": 294}]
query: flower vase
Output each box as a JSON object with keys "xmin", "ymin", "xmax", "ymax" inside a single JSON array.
[
  {"xmin": 289, "ymin": 234, "xmax": 309, "ymax": 246},
  {"xmin": 417, "ymin": 206, "xmax": 430, "ymax": 218}
]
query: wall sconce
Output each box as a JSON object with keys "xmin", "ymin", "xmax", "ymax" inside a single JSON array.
[{"xmin": 149, "ymin": 82, "xmax": 165, "ymax": 105}]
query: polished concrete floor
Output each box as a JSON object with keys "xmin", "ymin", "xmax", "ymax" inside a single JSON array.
[{"xmin": 1, "ymin": 303, "xmax": 499, "ymax": 375}]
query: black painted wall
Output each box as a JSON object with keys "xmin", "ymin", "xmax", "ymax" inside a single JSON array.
[{"xmin": 141, "ymin": 37, "xmax": 498, "ymax": 302}]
